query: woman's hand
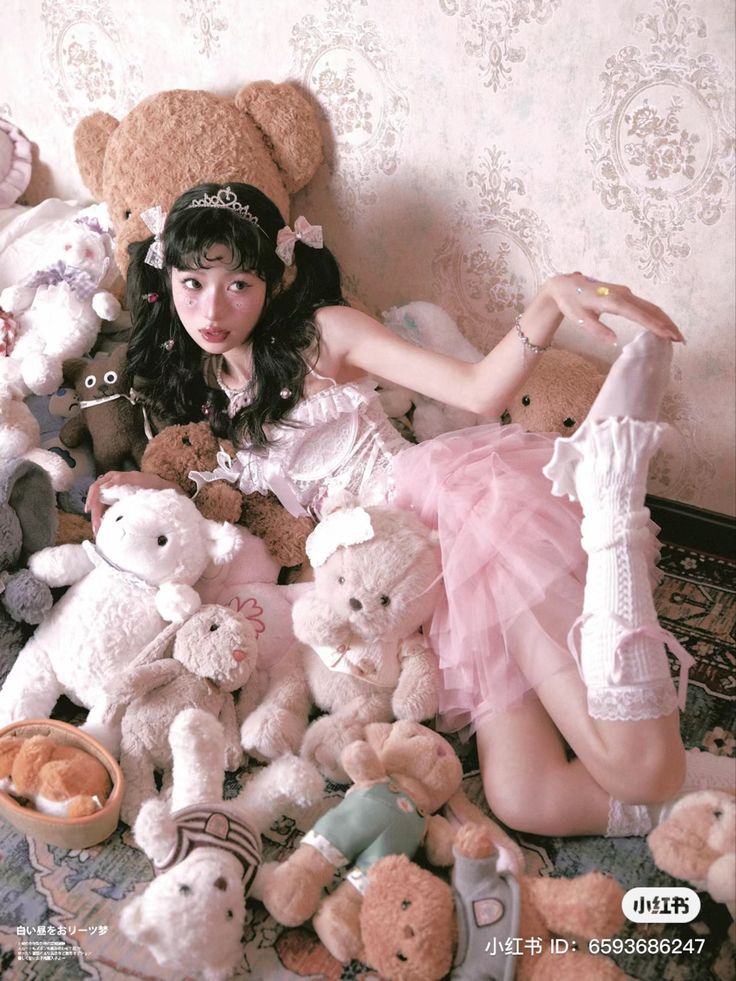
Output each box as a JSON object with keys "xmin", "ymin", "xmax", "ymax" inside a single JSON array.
[
  {"xmin": 544, "ymin": 273, "xmax": 685, "ymax": 345},
  {"xmin": 85, "ymin": 471, "xmax": 184, "ymax": 534}
]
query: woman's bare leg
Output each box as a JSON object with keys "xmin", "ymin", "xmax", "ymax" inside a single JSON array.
[{"xmin": 475, "ymin": 694, "xmax": 611, "ymax": 837}]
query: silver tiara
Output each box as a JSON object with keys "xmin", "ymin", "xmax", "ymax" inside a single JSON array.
[{"xmin": 188, "ymin": 186, "xmax": 262, "ymax": 229}]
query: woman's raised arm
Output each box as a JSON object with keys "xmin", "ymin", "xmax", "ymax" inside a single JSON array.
[{"xmin": 317, "ymin": 273, "xmax": 684, "ymax": 419}]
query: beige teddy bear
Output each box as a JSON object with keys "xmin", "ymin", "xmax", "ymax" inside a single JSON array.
[
  {"xmin": 241, "ymin": 500, "xmax": 443, "ymax": 782},
  {"xmin": 73, "ymin": 82, "xmax": 324, "ymax": 276}
]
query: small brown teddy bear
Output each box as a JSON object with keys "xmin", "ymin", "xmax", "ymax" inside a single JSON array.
[
  {"xmin": 140, "ymin": 421, "xmax": 314, "ymax": 568},
  {"xmin": 61, "ymin": 344, "xmax": 148, "ymax": 472},
  {"xmin": 505, "ymin": 349, "xmax": 606, "ymax": 437},
  {"xmin": 73, "ymin": 82, "xmax": 324, "ymax": 276},
  {"xmin": 0, "ymin": 731, "xmax": 111, "ymax": 818},
  {"xmin": 360, "ymin": 822, "xmax": 628, "ymax": 980},
  {"xmin": 261, "ymin": 720, "xmax": 463, "ymax": 964}
]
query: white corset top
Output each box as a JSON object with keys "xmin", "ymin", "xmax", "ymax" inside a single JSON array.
[{"xmin": 190, "ymin": 377, "xmax": 409, "ymax": 520}]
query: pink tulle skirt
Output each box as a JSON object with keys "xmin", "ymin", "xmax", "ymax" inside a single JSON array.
[{"xmin": 391, "ymin": 423, "xmax": 587, "ymax": 732}]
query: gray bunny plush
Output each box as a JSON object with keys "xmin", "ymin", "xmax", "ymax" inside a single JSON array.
[{"xmin": 0, "ymin": 459, "xmax": 56, "ymax": 686}]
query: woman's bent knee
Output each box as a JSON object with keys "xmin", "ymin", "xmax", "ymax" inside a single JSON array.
[{"xmin": 593, "ymin": 729, "xmax": 686, "ymax": 803}]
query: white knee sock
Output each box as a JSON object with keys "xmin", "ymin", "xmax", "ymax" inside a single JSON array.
[{"xmin": 543, "ymin": 331, "xmax": 689, "ymax": 719}]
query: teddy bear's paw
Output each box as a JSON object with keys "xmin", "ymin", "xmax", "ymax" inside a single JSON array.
[
  {"xmin": 300, "ymin": 717, "xmax": 364, "ymax": 784},
  {"xmin": 1, "ymin": 570, "xmax": 53, "ymax": 625},
  {"xmin": 313, "ymin": 888, "xmax": 364, "ymax": 964},
  {"xmin": 0, "ymin": 285, "xmax": 35, "ymax": 313},
  {"xmin": 261, "ymin": 859, "xmax": 326, "ymax": 927},
  {"xmin": 392, "ymin": 683, "xmax": 439, "ymax": 723},
  {"xmin": 91, "ymin": 291, "xmax": 121, "ymax": 321},
  {"xmin": 266, "ymin": 755, "xmax": 324, "ymax": 810},
  {"xmin": 240, "ymin": 706, "xmax": 307, "ymax": 760},
  {"xmin": 21, "ymin": 355, "xmax": 61, "ymax": 397},
  {"xmin": 133, "ymin": 797, "xmax": 176, "ymax": 855}
]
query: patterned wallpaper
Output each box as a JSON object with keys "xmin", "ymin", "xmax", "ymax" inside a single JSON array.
[{"xmin": 3, "ymin": 0, "xmax": 735, "ymax": 514}]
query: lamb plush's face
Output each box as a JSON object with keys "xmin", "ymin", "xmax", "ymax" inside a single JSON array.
[
  {"xmin": 96, "ymin": 489, "xmax": 213, "ymax": 586},
  {"xmin": 119, "ymin": 850, "xmax": 245, "ymax": 976}
]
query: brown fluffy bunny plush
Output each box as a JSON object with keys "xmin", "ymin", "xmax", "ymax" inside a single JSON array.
[
  {"xmin": 140, "ymin": 421, "xmax": 313, "ymax": 568},
  {"xmin": 359, "ymin": 823, "xmax": 627, "ymax": 981},
  {"xmin": 0, "ymin": 733, "xmax": 111, "ymax": 818}
]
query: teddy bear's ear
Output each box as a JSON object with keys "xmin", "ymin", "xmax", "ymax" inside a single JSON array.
[
  {"xmin": 234, "ymin": 81, "xmax": 323, "ymax": 194},
  {"xmin": 62, "ymin": 357, "xmax": 89, "ymax": 386},
  {"xmin": 203, "ymin": 518, "xmax": 242, "ymax": 565},
  {"xmin": 74, "ymin": 111, "xmax": 119, "ymax": 200}
]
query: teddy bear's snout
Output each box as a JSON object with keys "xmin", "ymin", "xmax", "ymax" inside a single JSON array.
[{"xmin": 349, "ymin": 597, "xmax": 362, "ymax": 611}]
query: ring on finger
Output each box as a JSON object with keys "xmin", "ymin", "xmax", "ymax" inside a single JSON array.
[{"xmin": 595, "ymin": 285, "xmax": 611, "ymax": 297}]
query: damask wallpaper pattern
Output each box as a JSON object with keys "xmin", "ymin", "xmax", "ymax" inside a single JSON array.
[{"xmin": 3, "ymin": 0, "xmax": 735, "ymax": 514}]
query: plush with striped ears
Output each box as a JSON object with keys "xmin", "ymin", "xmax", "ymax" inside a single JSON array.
[{"xmin": 120, "ymin": 707, "xmax": 323, "ymax": 981}]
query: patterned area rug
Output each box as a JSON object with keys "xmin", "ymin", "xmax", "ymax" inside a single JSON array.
[{"xmin": 0, "ymin": 542, "xmax": 734, "ymax": 981}]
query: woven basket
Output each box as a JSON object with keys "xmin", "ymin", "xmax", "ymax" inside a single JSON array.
[{"xmin": 0, "ymin": 719, "xmax": 123, "ymax": 849}]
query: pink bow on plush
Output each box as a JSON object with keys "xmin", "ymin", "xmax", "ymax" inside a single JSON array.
[{"xmin": 275, "ymin": 216, "xmax": 323, "ymax": 266}]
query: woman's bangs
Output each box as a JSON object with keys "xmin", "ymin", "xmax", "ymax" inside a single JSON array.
[{"xmin": 166, "ymin": 209, "xmax": 265, "ymax": 273}]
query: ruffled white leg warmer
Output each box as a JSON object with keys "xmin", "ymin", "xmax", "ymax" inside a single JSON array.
[{"xmin": 544, "ymin": 332, "xmax": 692, "ymax": 720}]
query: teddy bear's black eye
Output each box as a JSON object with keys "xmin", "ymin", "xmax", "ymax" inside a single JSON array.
[
  {"xmin": 157, "ymin": 535, "xmax": 168, "ymax": 546},
  {"xmin": 397, "ymin": 952, "xmax": 407, "ymax": 962},
  {"xmin": 521, "ymin": 394, "xmax": 531, "ymax": 406},
  {"xmin": 179, "ymin": 884, "xmax": 191, "ymax": 895},
  {"xmin": 182, "ymin": 435, "xmax": 192, "ymax": 447},
  {"xmin": 337, "ymin": 575, "xmax": 345, "ymax": 585},
  {"xmin": 380, "ymin": 595, "xmax": 391, "ymax": 606},
  {"xmin": 116, "ymin": 515, "xmax": 123, "ymax": 522},
  {"xmin": 226, "ymin": 909, "xmax": 234, "ymax": 920},
  {"xmin": 714, "ymin": 808, "xmax": 723, "ymax": 818},
  {"xmin": 84, "ymin": 374, "xmax": 97, "ymax": 388},
  {"xmin": 103, "ymin": 371, "xmax": 118, "ymax": 384},
  {"xmin": 400, "ymin": 898, "xmax": 411, "ymax": 909},
  {"xmin": 563, "ymin": 417, "xmax": 575, "ymax": 428},
  {"xmin": 210, "ymin": 623, "xmax": 219, "ymax": 632},
  {"xmin": 124, "ymin": 209, "xmax": 131, "ymax": 219}
]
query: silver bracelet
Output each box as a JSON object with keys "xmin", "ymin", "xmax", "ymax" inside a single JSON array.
[{"xmin": 514, "ymin": 314, "xmax": 550, "ymax": 354}]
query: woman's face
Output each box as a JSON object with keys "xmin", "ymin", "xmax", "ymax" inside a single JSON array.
[{"xmin": 170, "ymin": 244, "xmax": 267, "ymax": 354}]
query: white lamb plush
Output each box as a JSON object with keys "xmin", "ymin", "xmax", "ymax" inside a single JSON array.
[{"xmin": 0, "ymin": 486, "xmax": 240, "ymax": 743}]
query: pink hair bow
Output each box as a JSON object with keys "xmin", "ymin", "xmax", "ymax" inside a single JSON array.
[
  {"xmin": 141, "ymin": 205, "xmax": 167, "ymax": 269},
  {"xmin": 275, "ymin": 216, "xmax": 323, "ymax": 266}
]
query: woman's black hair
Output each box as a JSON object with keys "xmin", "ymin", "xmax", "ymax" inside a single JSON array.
[{"xmin": 124, "ymin": 182, "xmax": 345, "ymax": 445}]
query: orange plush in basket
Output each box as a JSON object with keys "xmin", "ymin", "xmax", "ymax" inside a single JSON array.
[{"xmin": 0, "ymin": 719, "xmax": 122, "ymax": 848}]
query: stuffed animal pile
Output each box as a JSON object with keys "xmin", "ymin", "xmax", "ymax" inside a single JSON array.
[{"xmin": 3, "ymin": 80, "xmax": 727, "ymax": 981}]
